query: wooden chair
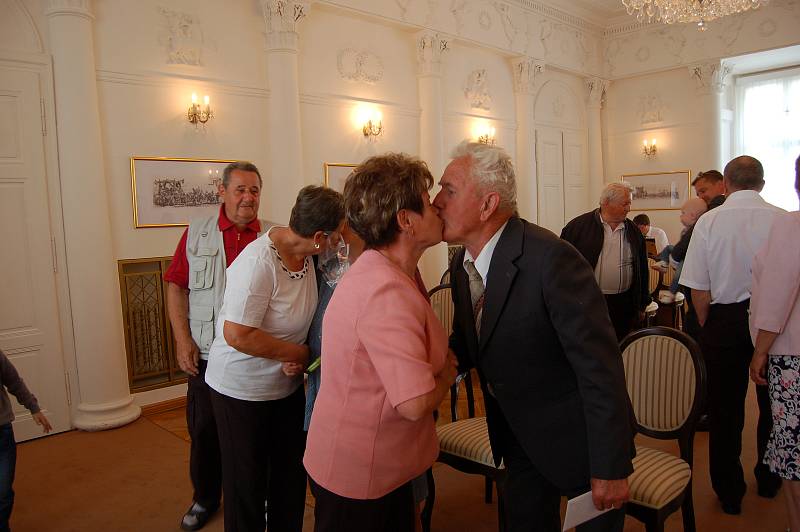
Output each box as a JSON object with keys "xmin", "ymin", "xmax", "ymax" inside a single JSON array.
[
  {"xmin": 621, "ymin": 327, "xmax": 707, "ymax": 532},
  {"xmin": 421, "ymin": 284, "xmax": 504, "ymax": 531}
]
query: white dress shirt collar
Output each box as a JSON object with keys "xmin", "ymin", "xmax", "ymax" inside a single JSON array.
[{"xmin": 463, "ymin": 221, "xmax": 508, "ymax": 287}]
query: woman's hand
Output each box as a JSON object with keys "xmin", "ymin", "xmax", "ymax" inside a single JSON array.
[
  {"xmin": 750, "ymin": 351, "xmax": 769, "ymax": 386},
  {"xmin": 33, "ymin": 411, "xmax": 52, "ymax": 433},
  {"xmin": 282, "ymin": 362, "xmax": 305, "ymax": 377}
]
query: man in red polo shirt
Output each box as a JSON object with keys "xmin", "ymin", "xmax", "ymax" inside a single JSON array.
[{"xmin": 165, "ymin": 161, "xmax": 271, "ymax": 531}]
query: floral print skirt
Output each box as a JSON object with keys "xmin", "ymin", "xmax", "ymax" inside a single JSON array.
[{"xmin": 764, "ymin": 354, "xmax": 800, "ymax": 481}]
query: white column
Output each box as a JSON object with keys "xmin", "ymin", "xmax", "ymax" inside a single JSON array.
[
  {"xmin": 45, "ymin": 0, "xmax": 140, "ymax": 430},
  {"xmin": 688, "ymin": 60, "xmax": 731, "ymax": 171},
  {"xmin": 511, "ymin": 57, "xmax": 545, "ymax": 222},
  {"xmin": 585, "ymin": 77, "xmax": 610, "ymax": 204},
  {"xmin": 262, "ymin": 0, "xmax": 308, "ymax": 223},
  {"xmin": 416, "ymin": 31, "xmax": 449, "ymax": 289}
]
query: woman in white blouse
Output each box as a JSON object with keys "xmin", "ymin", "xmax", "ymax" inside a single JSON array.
[{"xmin": 205, "ymin": 185, "xmax": 344, "ymax": 532}]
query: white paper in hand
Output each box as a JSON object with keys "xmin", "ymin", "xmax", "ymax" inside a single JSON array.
[{"xmin": 562, "ymin": 490, "xmax": 613, "ymax": 531}]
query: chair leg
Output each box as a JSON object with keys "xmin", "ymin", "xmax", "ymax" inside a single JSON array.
[
  {"xmin": 645, "ymin": 519, "xmax": 665, "ymax": 532},
  {"xmin": 420, "ymin": 467, "xmax": 435, "ymax": 532},
  {"xmin": 681, "ymin": 486, "xmax": 697, "ymax": 532},
  {"xmin": 484, "ymin": 476, "xmax": 493, "ymax": 503}
]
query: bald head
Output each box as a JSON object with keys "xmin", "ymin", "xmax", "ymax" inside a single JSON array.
[
  {"xmin": 680, "ymin": 197, "xmax": 707, "ymax": 227},
  {"xmin": 724, "ymin": 155, "xmax": 765, "ymax": 192}
]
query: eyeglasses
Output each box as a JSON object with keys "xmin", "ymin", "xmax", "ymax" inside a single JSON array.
[{"xmin": 323, "ymin": 231, "xmax": 343, "ymax": 246}]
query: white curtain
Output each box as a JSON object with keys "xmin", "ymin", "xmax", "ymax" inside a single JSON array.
[{"xmin": 735, "ymin": 68, "xmax": 800, "ymax": 211}]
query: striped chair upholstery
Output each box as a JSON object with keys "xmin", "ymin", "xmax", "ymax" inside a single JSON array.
[
  {"xmin": 647, "ymin": 258, "xmax": 660, "ymax": 295},
  {"xmin": 620, "ymin": 327, "xmax": 706, "ymax": 532},
  {"xmin": 629, "ymin": 446, "xmax": 691, "ymax": 509},
  {"xmin": 429, "ymin": 284, "xmax": 454, "ymax": 336},
  {"xmin": 622, "ymin": 335, "xmax": 696, "ymax": 432},
  {"xmin": 436, "ymin": 417, "xmax": 501, "ymax": 469}
]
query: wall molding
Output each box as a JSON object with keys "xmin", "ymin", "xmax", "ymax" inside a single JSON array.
[
  {"xmin": 140, "ymin": 395, "xmax": 186, "ymax": 416},
  {"xmin": 95, "ymin": 69, "xmax": 270, "ymax": 99},
  {"xmin": 299, "ymin": 92, "xmax": 421, "ymax": 118},
  {"xmin": 511, "ymin": 0, "xmax": 604, "ymax": 35}
]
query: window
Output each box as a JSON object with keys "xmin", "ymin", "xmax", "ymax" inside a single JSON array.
[{"xmin": 735, "ymin": 67, "xmax": 800, "ymax": 211}]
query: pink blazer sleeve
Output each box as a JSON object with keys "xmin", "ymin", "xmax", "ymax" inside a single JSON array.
[{"xmin": 751, "ymin": 214, "xmax": 800, "ymax": 334}]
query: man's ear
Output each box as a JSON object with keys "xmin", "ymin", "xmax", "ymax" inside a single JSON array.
[{"xmin": 479, "ymin": 192, "xmax": 501, "ymax": 222}]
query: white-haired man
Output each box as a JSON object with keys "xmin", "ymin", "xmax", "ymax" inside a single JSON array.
[
  {"xmin": 434, "ymin": 141, "xmax": 634, "ymax": 531},
  {"xmin": 561, "ymin": 183, "xmax": 651, "ymax": 340}
]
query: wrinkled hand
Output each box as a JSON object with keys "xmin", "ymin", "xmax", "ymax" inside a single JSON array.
[
  {"xmin": 33, "ymin": 411, "xmax": 52, "ymax": 433},
  {"xmin": 176, "ymin": 340, "xmax": 200, "ymax": 376},
  {"xmin": 590, "ymin": 478, "xmax": 629, "ymax": 511},
  {"xmin": 282, "ymin": 362, "xmax": 304, "ymax": 377},
  {"xmin": 750, "ymin": 351, "xmax": 768, "ymax": 386}
]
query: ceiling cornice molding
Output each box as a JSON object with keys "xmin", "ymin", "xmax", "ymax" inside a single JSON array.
[
  {"xmin": 509, "ymin": 0, "xmax": 604, "ymax": 34},
  {"xmin": 603, "ymin": 19, "xmax": 651, "ymax": 37}
]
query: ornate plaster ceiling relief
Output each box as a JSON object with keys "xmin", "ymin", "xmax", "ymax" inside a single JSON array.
[
  {"xmin": 464, "ymin": 69, "xmax": 492, "ymax": 109},
  {"xmin": 337, "ymin": 48, "xmax": 384, "ymax": 84},
  {"xmin": 396, "ymin": 0, "xmax": 411, "ymax": 19},
  {"xmin": 635, "ymin": 46, "xmax": 650, "ymax": 62},
  {"xmin": 758, "ymin": 19, "xmax": 777, "ymax": 36},
  {"xmin": 652, "ymin": 27, "xmax": 686, "ymax": 61},
  {"xmin": 637, "ymin": 94, "xmax": 665, "ymax": 124},
  {"xmin": 719, "ymin": 16, "xmax": 745, "ymax": 50},
  {"xmin": 491, "ymin": 1, "xmax": 527, "ymax": 51},
  {"xmin": 158, "ymin": 6, "xmax": 204, "ymax": 65},
  {"xmin": 451, "ymin": 0, "xmax": 467, "ymax": 34},
  {"xmin": 478, "ymin": 10, "xmax": 492, "ymax": 30}
]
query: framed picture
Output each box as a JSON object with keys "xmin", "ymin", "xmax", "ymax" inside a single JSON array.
[
  {"xmin": 323, "ymin": 163, "xmax": 358, "ymax": 193},
  {"xmin": 130, "ymin": 156, "xmax": 236, "ymax": 228},
  {"xmin": 620, "ymin": 170, "xmax": 691, "ymax": 211}
]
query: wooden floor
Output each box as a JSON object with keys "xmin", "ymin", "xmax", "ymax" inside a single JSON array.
[{"xmin": 142, "ymin": 375, "xmax": 788, "ymax": 531}]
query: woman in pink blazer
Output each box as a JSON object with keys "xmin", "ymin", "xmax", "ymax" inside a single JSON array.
[
  {"xmin": 750, "ymin": 154, "xmax": 800, "ymax": 532},
  {"xmin": 304, "ymin": 153, "xmax": 458, "ymax": 531}
]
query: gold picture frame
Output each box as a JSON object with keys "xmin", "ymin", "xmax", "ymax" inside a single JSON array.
[
  {"xmin": 621, "ymin": 170, "xmax": 691, "ymax": 211},
  {"xmin": 323, "ymin": 162, "xmax": 358, "ymax": 193},
  {"xmin": 131, "ymin": 156, "xmax": 236, "ymax": 228}
]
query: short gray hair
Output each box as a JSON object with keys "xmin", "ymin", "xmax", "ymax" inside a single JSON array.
[
  {"xmin": 600, "ymin": 182, "xmax": 634, "ymax": 205},
  {"xmin": 450, "ymin": 140, "xmax": 517, "ymax": 214},
  {"xmin": 222, "ymin": 161, "xmax": 262, "ymax": 187}
]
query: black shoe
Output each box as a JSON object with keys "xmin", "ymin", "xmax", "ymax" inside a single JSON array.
[
  {"xmin": 181, "ymin": 502, "xmax": 215, "ymax": 531},
  {"xmin": 721, "ymin": 500, "xmax": 741, "ymax": 515},
  {"xmin": 757, "ymin": 483, "xmax": 781, "ymax": 498}
]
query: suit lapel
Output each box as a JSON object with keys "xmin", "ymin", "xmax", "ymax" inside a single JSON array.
[{"xmin": 479, "ymin": 218, "xmax": 522, "ymax": 353}]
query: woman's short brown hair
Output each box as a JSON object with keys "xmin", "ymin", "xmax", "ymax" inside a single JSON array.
[
  {"xmin": 344, "ymin": 153, "xmax": 434, "ymax": 248},
  {"xmin": 289, "ymin": 185, "xmax": 344, "ymax": 238}
]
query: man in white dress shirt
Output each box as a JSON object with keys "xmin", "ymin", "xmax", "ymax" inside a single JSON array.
[
  {"xmin": 681, "ymin": 155, "xmax": 784, "ymax": 515},
  {"xmin": 632, "ymin": 213, "xmax": 669, "ymax": 253}
]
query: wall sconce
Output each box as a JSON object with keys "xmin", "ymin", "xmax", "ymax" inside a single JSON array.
[
  {"xmin": 474, "ymin": 122, "xmax": 496, "ymax": 145},
  {"xmin": 642, "ymin": 138, "xmax": 657, "ymax": 159},
  {"xmin": 362, "ymin": 109, "xmax": 383, "ymax": 140},
  {"xmin": 188, "ymin": 93, "xmax": 213, "ymax": 127}
]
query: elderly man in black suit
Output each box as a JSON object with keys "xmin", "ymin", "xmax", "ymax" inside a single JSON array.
[
  {"xmin": 561, "ymin": 183, "xmax": 650, "ymax": 341},
  {"xmin": 433, "ymin": 141, "xmax": 634, "ymax": 531}
]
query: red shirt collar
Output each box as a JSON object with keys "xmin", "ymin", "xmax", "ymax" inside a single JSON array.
[{"xmin": 217, "ymin": 204, "xmax": 261, "ymax": 233}]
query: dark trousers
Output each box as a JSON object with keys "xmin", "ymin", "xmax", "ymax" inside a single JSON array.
[
  {"xmin": 0, "ymin": 424, "xmax": 16, "ymax": 532},
  {"xmin": 496, "ymin": 411, "xmax": 624, "ymax": 532},
  {"xmin": 700, "ymin": 301, "xmax": 781, "ymax": 505},
  {"xmin": 310, "ymin": 477, "xmax": 414, "ymax": 532},
  {"xmin": 210, "ymin": 386, "xmax": 307, "ymax": 532},
  {"xmin": 604, "ymin": 291, "xmax": 638, "ymax": 342},
  {"xmin": 187, "ymin": 359, "xmax": 222, "ymax": 511}
]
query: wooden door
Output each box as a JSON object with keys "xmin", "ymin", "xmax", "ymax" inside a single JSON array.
[
  {"xmin": 535, "ymin": 127, "xmax": 565, "ymax": 233},
  {"xmin": 0, "ymin": 65, "xmax": 71, "ymax": 440}
]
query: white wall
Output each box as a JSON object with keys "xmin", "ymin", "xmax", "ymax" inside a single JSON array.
[{"xmin": 604, "ymin": 67, "xmax": 712, "ymax": 242}]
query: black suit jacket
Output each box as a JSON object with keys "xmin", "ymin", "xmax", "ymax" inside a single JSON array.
[
  {"xmin": 560, "ymin": 209, "xmax": 650, "ymax": 311},
  {"xmin": 449, "ymin": 217, "xmax": 635, "ymax": 490}
]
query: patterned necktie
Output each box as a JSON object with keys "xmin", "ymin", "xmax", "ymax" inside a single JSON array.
[{"xmin": 463, "ymin": 260, "xmax": 485, "ymax": 336}]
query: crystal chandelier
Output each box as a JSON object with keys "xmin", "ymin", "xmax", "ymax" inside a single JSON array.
[{"xmin": 621, "ymin": 0, "xmax": 770, "ymax": 30}]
